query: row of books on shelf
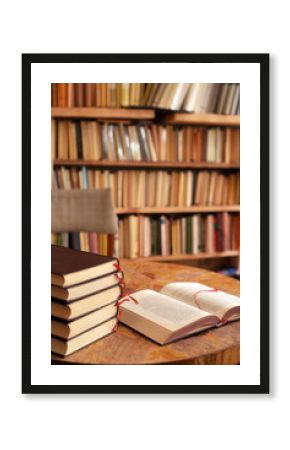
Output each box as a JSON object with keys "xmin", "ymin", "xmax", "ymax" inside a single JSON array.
[
  {"xmin": 52, "ymin": 120, "xmax": 240, "ymax": 164},
  {"xmin": 52, "ymin": 212, "xmax": 239, "ymax": 259},
  {"xmin": 118, "ymin": 213, "xmax": 239, "ymax": 258},
  {"xmin": 52, "ymin": 231, "xmax": 114, "ymax": 256},
  {"xmin": 52, "ymin": 83, "xmax": 240, "ymax": 114},
  {"xmin": 53, "ymin": 168, "xmax": 240, "ymax": 207}
]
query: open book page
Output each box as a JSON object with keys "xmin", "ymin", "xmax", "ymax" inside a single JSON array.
[
  {"xmin": 160, "ymin": 283, "xmax": 240, "ymax": 321},
  {"xmin": 120, "ymin": 289, "xmax": 214, "ymax": 332}
]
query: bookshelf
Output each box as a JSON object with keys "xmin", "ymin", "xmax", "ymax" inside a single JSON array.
[
  {"xmin": 51, "ymin": 83, "xmax": 240, "ymax": 271},
  {"xmin": 52, "ymin": 107, "xmax": 239, "ymax": 126}
]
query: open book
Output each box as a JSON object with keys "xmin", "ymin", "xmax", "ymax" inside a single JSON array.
[{"xmin": 120, "ymin": 282, "xmax": 240, "ymax": 344}]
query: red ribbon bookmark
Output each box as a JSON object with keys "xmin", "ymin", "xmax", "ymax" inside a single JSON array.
[
  {"xmin": 193, "ymin": 288, "xmax": 229, "ymax": 326},
  {"xmin": 193, "ymin": 288, "xmax": 219, "ymax": 309},
  {"xmin": 113, "ymin": 294, "xmax": 139, "ymax": 332},
  {"xmin": 113, "ymin": 261, "xmax": 122, "ymax": 272},
  {"xmin": 114, "ymin": 272, "xmax": 125, "ymax": 288}
]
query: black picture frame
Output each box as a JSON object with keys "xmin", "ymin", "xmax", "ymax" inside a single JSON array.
[{"xmin": 22, "ymin": 53, "xmax": 269, "ymax": 394}]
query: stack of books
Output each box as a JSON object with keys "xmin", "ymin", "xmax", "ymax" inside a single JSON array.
[{"xmin": 51, "ymin": 245, "xmax": 123, "ymax": 356}]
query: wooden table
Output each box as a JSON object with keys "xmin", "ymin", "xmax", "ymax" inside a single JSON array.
[{"xmin": 52, "ymin": 260, "xmax": 240, "ymax": 365}]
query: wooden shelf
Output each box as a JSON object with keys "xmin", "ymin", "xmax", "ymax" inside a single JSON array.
[
  {"xmin": 123, "ymin": 251, "xmax": 240, "ymax": 262},
  {"xmin": 162, "ymin": 112, "xmax": 240, "ymax": 126},
  {"xmin": 51, "ymin": 107, "xmax": 155, "ymax": 120},
  {"xmin": 115, "ymin": 206, "xmax": 240, "ymax": 214},
  {"xmin": 51, "ymin": 108, "xmax": 239, "ymax": 126},
  {"xmin": 53, "ymin": 160, "xmax": 240, "ymax": 170}
]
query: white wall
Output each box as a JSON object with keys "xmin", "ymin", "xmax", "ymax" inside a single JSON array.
[{"xmin": 0, "ymin": 1, "xmax": 285, "ymax": 450}]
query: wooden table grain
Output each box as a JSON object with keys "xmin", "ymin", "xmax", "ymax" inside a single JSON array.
[{"xmin": 51, "ymin": 260, "xmax": 240, "ymax": 365}]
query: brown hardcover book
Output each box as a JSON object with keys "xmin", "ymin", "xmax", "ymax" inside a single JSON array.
[
  {"xmin": 51, "ymin": 302, "xmax": 118, "ymax": 339},
  {"xmin": 51, "ymin": 245, "xmax": 119, "ymax": 288},
  {"xmin": 52, "ymin": 267, "xmax": 121, "ymax": 301},
  {"xmin": 51, "ymin": 284, "xmax": 122, "ymax": 321},
  {"xmin": 51, "ymin": 317, "xmax": 117, "ymax": 356}
]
